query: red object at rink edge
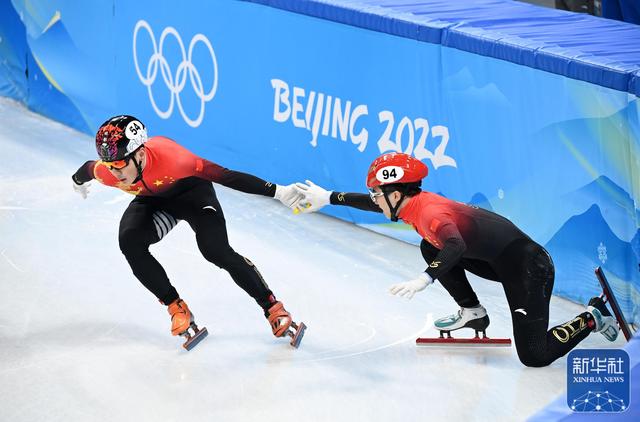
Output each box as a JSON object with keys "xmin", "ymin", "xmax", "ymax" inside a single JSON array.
[{"xmin": 416, "ymin": 337, "xmax": 512, "ymax": 347}]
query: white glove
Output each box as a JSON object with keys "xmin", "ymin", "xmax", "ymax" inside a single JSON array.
[
  {"xmin": 389, "ymin": 272, "xmax": 433, "ymax": 300},
  {"xmin": 72, "ymin": 180, "xmax": 91, "ymax": 199},
  {"xmin": 274, "ymin": 184, "xmax": 303, "ymax": 209},
  {"xmin": 293, "ymin": 180, "xmax": 332, "ymax": 213}
]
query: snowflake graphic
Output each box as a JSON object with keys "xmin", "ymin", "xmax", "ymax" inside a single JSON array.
[{"xmin": 597, "ymin": 242, "xmax": 608, "ymax": 264}]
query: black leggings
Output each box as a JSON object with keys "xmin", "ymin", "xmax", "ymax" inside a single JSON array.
[
  {"xmin": 118, "ymin": 180, "xmax": 274, "ymax": 310},
  {"xmin": 420, "ymin": 239, "xmax": 594, "ymax": 367}
]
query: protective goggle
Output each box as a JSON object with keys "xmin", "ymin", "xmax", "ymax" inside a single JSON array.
[
  {"xmin": 368, "ymin": 189, "xmax": 385, "ymax": 201},
  {"xmin": 103, "ymin": 156, "xmax": 130, "ymax": 170}
]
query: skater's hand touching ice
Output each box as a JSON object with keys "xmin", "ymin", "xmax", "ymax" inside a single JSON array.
[
  {"xmin": 274, "ymin": 184, "xmax": 304, "ymax": 209},
  {"xmin": 72, "ymin": 179, "xmax": 91, "ymax": 199},
  {"xmin": 389, "ymin": 273, "xmax": 433, "ymax": 300},
  {"xmin": 293, "ymin": 180, "xmax": 331, "ymax": 214}
]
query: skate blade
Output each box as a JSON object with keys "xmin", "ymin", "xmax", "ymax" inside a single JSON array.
[
  {"xmin": 416, "ymin": 336, "xmax": 511, "ymax": 348},
  {"xmin": 288, "ymin": 322, "xmax": 307, "ymax": 348},
  {"xmin": 183, "ymin": 327, "xmax": 209, "ymax": 351},
  {"xmin": 595, "ymin": 267, "xmax": 633, "ymax": 341}
]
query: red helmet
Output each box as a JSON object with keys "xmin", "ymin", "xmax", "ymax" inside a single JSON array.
[{"xmin": 366, "ymin": 153, "xmax": 428, "ymax": 189}]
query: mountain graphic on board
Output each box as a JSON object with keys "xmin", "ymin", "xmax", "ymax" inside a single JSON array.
[
  {"xmin": 433, "ymin": 191, "xmax": 493, "ymax": 211},
  {"xmin": 545, "ymin": 204, "xmax": 639, "ymax": 316},
  {"xmin": 563, "ymin": 175, "xmax": 640, "ymax": 242},
  {"xmin": 468, "ymin": 192, "xmax": 493, "ymax": 211}
]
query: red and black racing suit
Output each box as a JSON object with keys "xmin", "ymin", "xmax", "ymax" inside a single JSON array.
[
  {"xmin": 330, "ymin": 190, "xmax": 594, "ymax": 367},
  {"xmin": 73, "ymin": 136, "xmax": 277, "ymax": 311}
]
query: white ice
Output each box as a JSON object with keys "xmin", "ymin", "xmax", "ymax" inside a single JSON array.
[{"xmin": 0, "ymin": 97, "xmax": 626, "ymax": 421}]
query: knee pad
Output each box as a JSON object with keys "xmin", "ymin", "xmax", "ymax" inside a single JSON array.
[
  {"xmin": 514, "ymin": 320, "xmax": 554, "ymax": 367},
  {"xmin": 518, "ymin": 354, "xmax": 550, "ymax": 368}
]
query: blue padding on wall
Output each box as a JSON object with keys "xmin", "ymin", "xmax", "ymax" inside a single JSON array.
[
  {"xmin": 246, "ymin": 0, "xmax": 640, "ymax": 96},
  {"xmin": 0, "ymin": 0, "xmax": 28, "ymax": 102}
]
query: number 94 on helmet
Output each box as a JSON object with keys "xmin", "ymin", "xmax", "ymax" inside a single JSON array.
[{"xmin": 366, "ymin": 153, "xmax": 428, "ymax": 190}]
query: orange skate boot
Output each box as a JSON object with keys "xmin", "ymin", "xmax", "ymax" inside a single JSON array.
[
  {"xmin": 266, "ymin": 301, "xmax": 306, "ymax": 348},
  {"xmin": 167, "ymin": 299, "xmax": 208, "ymax": 350}
]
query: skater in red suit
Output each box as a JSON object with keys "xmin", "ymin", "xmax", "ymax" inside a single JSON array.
[
  {"xmin": 72, "ymin": 115, "xmax": 305, "ymax": 349},
  {"xmin": 294, "ymin": 152, "xmax": 619, "ymax": 366}
]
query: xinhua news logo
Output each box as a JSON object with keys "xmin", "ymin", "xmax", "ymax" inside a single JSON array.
[{"xmin": 567, "ymin": 349, "xmax": 629, "ymax": 413}]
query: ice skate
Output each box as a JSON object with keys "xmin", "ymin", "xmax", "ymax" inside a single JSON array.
[
  {"xmin": 595, "ymin": 267, "xmax": 633, "ymax": 341},
  {"xmin": 435, "ymin": 305, "xmax": 491, "ymax": 338},
  {"xmin": 587, "ymin": 296, "xmax": 619, "ymax": 342},
  {"xmin": 417, "ymin": 305, "xmax": 511, "ymax": 347},
  {"xmin": 266, "ymin": 301, "xmax": 306, "ymax": 348},
  {"xmin": 167, "ymin": 299, "xmax": 208, "ymax": 351}
]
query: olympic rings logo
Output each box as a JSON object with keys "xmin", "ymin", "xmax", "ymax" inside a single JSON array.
[{"xmin": 133, "ymin": 20, "xmax": 218, "ymax": 128}]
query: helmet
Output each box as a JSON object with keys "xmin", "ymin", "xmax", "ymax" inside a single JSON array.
[
  {"xmin": 95, "ymin": 115, "xmax": 148, "ymax": 162},
  {"xmin": 366, "ymin": 153, "xmax": 428, "ymax": 190}
]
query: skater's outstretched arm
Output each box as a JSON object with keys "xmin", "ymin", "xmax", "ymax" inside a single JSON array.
[
  {"xmin": 389, "ymin": 272, "xmax": 434, "ymax": 299},
  {"xmin": 293, "ymin": 180, "xmax": 382, "ymax": 214},
  {"xmin": 71, "ymin": 160, "xmax": 97, "ymax": 199},
  {"xmin": 198, "ymin": 158, "xmax": 302, "ymax": 209},
  {"xmin": 200, "ymin": 159, "xmax": 275, "ymax": 195},
  {"xmin": 420, "ymin": 220, "xmax": 467, "ymax": 281},
  {"xmin": 389, "ymin": 220, "xmax": 467, "ymax": 300}
]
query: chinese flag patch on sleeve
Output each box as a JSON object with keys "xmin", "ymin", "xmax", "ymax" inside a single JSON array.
[{"xmin": 429, "ymin": 218, "xmax": 442, "ymax": 233}]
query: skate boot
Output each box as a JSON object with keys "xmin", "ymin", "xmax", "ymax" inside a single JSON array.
[
  {"xmin": 266, "ymin": 301, "xmax": 307, "ymax": 348},
  {"xmin": 167, "ymin": 299, "xmax": 208, "ymax": 350},
  {"xmin": 587, "ymin": 297, "xmax": 619, "ymax": 342},
  {"xmin": 434, "ymin": 304, "xmax": 490, "ymax": 339}
]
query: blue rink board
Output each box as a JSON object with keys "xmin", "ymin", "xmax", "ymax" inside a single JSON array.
[{"xmin": 246, "ymin": 0, "xmax": 640, "ymax": 96}]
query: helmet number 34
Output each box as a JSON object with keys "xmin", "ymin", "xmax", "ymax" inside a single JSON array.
[{"xmin": 376, "ymin": 166, "xmax": 404, "ymax": 183}]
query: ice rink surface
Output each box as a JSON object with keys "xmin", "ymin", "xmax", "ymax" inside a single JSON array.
[{"xmin": 0, "ymin": 97, "xmax": 627, "ymax": 421}]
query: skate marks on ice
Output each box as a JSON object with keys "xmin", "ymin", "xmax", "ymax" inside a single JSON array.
[
  {"xmin": 0, "ymin": 207, "xmax": 29, "ymax": 275},
  {"xmin": 300, "ymin": 316, "xmax": 432, "ymax": 363},
  {"xmin": 0, "ymin": 321, "xmax": 166, "ymax": 376},
  {"xmin": 1, "ymin": 249, "xmax": 26, "ymax": 273},
  {"xmin": 296, "ymin": 319, "xmax": 378, "ymax": 358},
  {"xmin": 0, "ymin": 206, "xmax": 29, "ymax": 210},
  {"xmin": 259, "ymin": 316, "xmax": 433, "ymax": 364}
]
